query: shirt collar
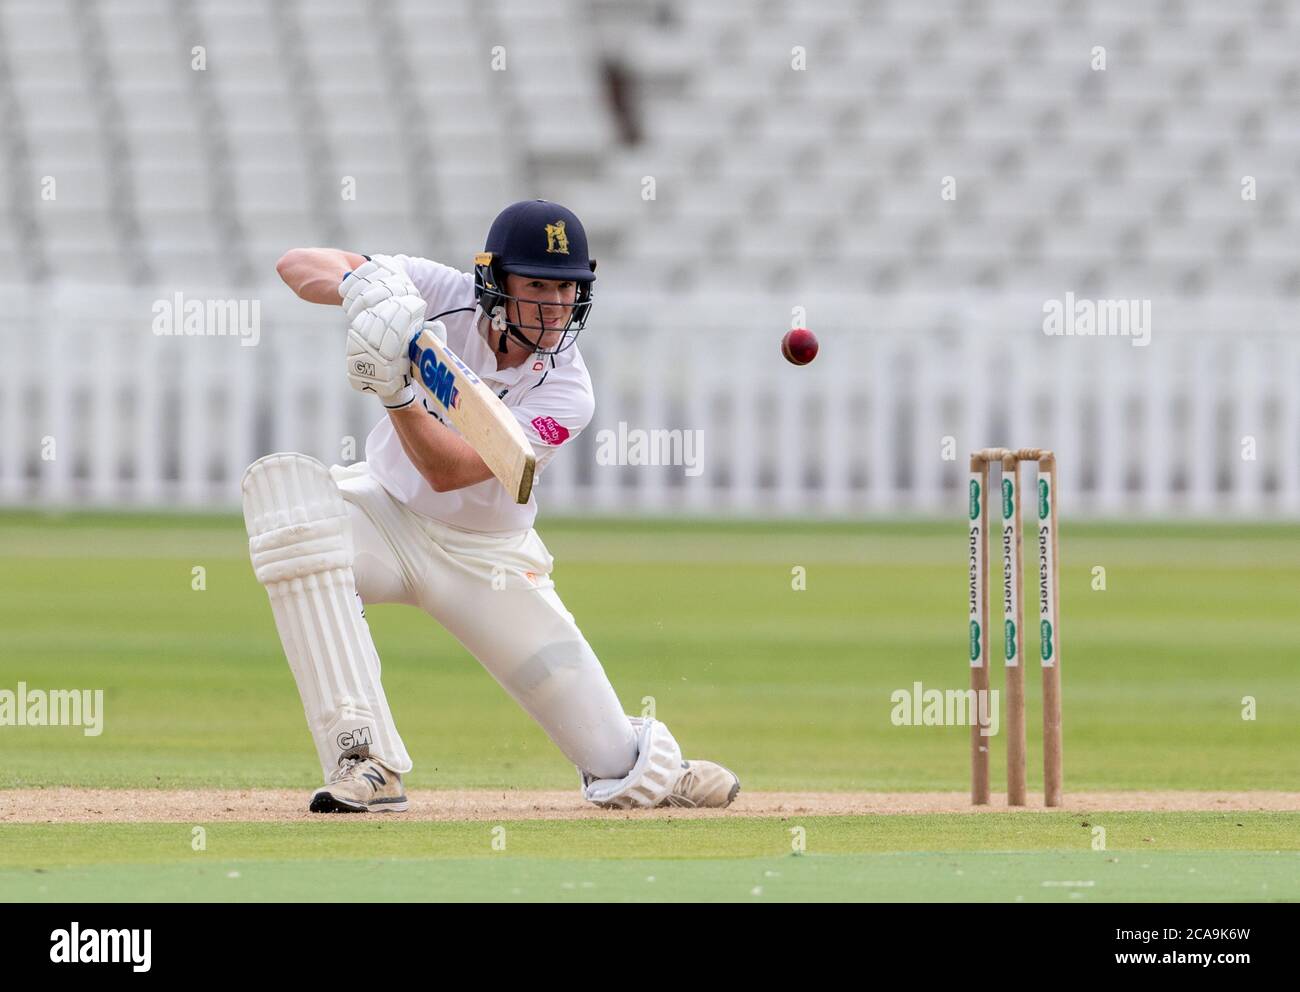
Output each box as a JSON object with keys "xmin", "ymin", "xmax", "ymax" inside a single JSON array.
[{"xmin": 467, "ymin": 311, "xmax": 563, "ymax": 388}]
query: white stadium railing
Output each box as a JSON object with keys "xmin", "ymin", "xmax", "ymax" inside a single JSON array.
[{"xmin": 1, "ymin": 287, "xmax": 1297, "ymax": 519}]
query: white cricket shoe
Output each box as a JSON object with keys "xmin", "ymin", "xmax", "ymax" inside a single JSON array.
[
  {"xmin": 310, "ymin": 756, "xmax": 409, "ymax": 813},
  {"xmin": 659, "ymin": 759, "xmax": 741, "ymax": 808}
]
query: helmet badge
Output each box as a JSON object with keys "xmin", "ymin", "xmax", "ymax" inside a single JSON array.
[{"xmin": 545, "ymin": 221, "xmax": 570, "ymax": 254}]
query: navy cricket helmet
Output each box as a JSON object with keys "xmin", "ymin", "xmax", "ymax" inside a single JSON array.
[{"xmin": 474, "ymin": 199, "xmax": 597, "ymax": 355}]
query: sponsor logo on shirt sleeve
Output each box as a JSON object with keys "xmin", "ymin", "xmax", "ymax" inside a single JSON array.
[{"xmin": 531, "ymin": 416, "xmax": 570, "ymax": 445}]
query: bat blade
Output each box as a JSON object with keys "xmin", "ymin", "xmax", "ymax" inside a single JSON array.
[{"xmin": 408, "ymin": 322, "xmax": 536, "ymax": 503}]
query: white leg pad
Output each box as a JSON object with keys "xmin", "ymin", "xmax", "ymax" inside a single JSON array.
[
  {"xmin": 581, "ymin": 716, "xmax": 683, "ymax": 809},
  {"xmin": 242, "ymin": 452, "xmax": 412, "ymax": 777}
]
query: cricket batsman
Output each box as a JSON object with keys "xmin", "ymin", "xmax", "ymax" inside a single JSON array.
[{"xmin": 242, "ymin": 199, "xmax": 740, "ymax": 812}]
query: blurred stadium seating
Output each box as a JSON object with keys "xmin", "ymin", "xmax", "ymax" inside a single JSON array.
[{"xmin": 0, "ymin": 0, "xmax": 1296, "ymax": 516}]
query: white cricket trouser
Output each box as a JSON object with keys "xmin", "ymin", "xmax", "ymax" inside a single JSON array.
[{"xmin": 331, "ymin": 462, "xmax": 638, "ymax": 781}]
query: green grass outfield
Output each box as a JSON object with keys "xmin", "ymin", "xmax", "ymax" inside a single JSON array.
[
  {"xmin": 2, "ymin": 512, "xmax": 1298, "ymax": 900},
  {"xmin": 2, "ymin": 816, "xmax": 1297, "ymax": 902}
]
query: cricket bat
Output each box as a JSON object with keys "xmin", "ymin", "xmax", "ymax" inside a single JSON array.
[{"xmin": 407, "ymin": 321, "xmax": 536, "ymax": 503}]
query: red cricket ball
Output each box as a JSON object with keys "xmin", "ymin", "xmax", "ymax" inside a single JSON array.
[{"xmin": 782, "ymin": 327, "xmax": 819, "ymax": 365}]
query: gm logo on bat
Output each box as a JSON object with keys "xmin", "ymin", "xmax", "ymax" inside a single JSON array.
[{"xmin": 409, "ymin": 338, "xmax": 460, "ymax": 411}]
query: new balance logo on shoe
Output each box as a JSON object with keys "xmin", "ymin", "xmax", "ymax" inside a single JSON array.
[{"xmin": 310, "ymin": 756, "xmax": 408, "ymax": 814}]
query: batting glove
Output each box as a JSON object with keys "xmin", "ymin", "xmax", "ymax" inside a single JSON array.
[
  {"xmin": 345, "ymin": 293, "xmax": 425, "ymax": 408},
  {"xmin": 339, "ymin": 254, "xmax": 422, "ymax": 322}
]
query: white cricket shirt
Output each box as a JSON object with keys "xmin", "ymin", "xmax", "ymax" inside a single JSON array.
[{"xmin": 363, "ymin": 255, "xmax": 595, "ymax": 534}]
